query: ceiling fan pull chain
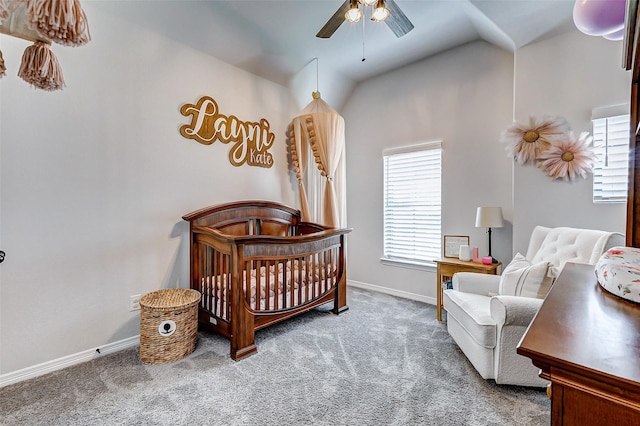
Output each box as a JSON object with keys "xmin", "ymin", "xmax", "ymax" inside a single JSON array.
[
  {"xmin": 362, "ymin": 13, "xmax": 366, "ymax": 62},
  {"xmin": 314, "ymin": 56, "xmax": 319, "ymax": 93}
]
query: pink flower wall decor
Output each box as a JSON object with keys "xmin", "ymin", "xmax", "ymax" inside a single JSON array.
[
  {"xmin": 537, "ymin": 131, "xmax": 594, "ymax": 181},
  {"xmin": 501, "ymin": 116, "xmax": 569, "ymax": 165}
]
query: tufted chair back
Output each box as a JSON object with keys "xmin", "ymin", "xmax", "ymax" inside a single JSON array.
[{"xmin": 525, "ymin": 226, "xmax": 625, "ymax": 272}]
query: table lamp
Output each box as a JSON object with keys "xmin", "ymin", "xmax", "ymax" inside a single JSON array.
[{"xmin": 475, "ymin": 207, "xmax": 504, "ymax": 263}]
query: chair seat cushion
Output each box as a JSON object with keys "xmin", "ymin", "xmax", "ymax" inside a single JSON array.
[{"xmin": 443, "ymin": 290, "xmax": 496, "ymax": 348}]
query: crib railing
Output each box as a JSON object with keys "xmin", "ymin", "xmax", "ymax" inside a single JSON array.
[
  {"xmin": 240, "ymin": 239, "xmax": 341, "ymax": 312},
  {"xmin": 191, "ymin": 226, "xmax": 348, "ymax": 335}
]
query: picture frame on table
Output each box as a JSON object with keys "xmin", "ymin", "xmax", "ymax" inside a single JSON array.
[{"xmin": 443, "ymin": 235, "xmax": 470, "ymax": 258}]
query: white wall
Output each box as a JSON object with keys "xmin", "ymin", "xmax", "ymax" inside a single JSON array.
[
  {"xmin": 512, "ymin": 31, "xmax": 630, "ymax": 253},
  {"xmin": 343, "ymin": 41, "xmax": 514, "ymax": 301},
  {"xmin": 343, "ymin": 30, "xmax": 630, "ymax": 302},
  {"xmin": 0, "ymin": 4, "xmax": 297, "ymax": 375}
]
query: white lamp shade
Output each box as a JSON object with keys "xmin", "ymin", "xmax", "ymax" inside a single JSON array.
[{"xmin": 475, "ymin": 207, "xmax": 504, "ymax": 228}]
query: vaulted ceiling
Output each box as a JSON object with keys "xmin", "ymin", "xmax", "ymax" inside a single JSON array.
[{"xmin": 97, "ymin": 0, "xmax": 578, "ymax": 107}]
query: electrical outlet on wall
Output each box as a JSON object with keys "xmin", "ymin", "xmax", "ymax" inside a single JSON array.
[{"xmin": 129, "ymin": 294, "xmax": 141, "ymax": 311}]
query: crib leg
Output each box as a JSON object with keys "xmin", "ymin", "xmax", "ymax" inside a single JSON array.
[
  {"xmin": 230, "ymin": 308, "xmax": 257, "ymax": 360},
  {"xmin": 230, "ymin": 320, "xmax": 257, "ymax": 360},
  {"xmin": 231, "ymin": 339, "xmax": 257, "ymax": 361},
  {"xmin": 333, "ymin": 236, "xmax": 349, "ymax": 315},
  {"xmin": 333, "ymin": 277, "xmax": 349, "ymax": 315}
]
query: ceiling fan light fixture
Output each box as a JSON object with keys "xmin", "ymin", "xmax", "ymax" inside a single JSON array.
[
  {"xmin": 371, "ymin": 0, "xmax": 389, "ymax": 22},
  {"xmin": 345, "ymin": 6, "xmax": 362, "ymax": 23},
  {"xmin": 316, "ymin": 0, "xmax": 413, "ymax": 39}
]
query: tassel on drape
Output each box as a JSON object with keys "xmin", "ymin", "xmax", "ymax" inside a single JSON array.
[
  {"xmin": 289, "ymin": 121, "xmax": 312, "ymax": 222},
  {"xmin": 18, "ymin": 40, "xmax": 65, "ymax": 90},
  {"xmin": 25, "ymin": 0, "xmax": 90, "ymax": 46}
]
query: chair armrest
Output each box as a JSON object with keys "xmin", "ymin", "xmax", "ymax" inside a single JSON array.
[
  {"xmin": 490, "ymin": 295, "xmax": 543, "ymax": 327},
  {"xmin": 452, "ymin": 272, "xmax": 500, "ymax": 296}
]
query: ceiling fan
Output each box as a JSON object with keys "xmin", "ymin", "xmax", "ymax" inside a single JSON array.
[{"xmin": 316, "ymin": 0, "xmax": 414, "ymax": 39}]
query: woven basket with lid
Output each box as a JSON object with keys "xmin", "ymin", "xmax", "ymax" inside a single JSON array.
[{"xmin": 139, "ymin": 288, "xmax": 201, "ymax": 364}]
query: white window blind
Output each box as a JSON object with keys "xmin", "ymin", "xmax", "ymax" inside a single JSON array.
[
  {"xmin": 383, "ymin": 142, "xmax": 442, "ymax": 265},
  {"xmin": 592, "ymin": 114, "xmax": 630, "ymax": 203}
]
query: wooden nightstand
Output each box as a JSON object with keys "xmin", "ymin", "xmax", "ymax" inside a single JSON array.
[{"xmin": 434, "ymin": 258, "xmax": 501, "ymax": 321}]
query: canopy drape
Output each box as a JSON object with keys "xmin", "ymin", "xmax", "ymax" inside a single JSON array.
[
  {"xmin": 290, "ymin": 94, "xmax": 346, "ymax": 228},
  {"xmin": 290, "ymin": 115, "xmax": 312, "ymax": 222}
]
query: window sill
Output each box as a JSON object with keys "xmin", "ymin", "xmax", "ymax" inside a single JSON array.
[{"xmin": 380, "ymin": 257, "xmax": 436, "ymax": 272}]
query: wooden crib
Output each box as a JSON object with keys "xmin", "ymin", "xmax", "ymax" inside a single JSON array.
[{"xmin": 182, "ymin": 200, "xmax": 351, "ymax": 360}]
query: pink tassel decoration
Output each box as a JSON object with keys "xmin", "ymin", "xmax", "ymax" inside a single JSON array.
[
  {"xmin": 0, "ymin": 50, "xmax": 6, "ymax": 77},
  {"xmin": 25, "ymin": 0, "xmax": 90, "ymax": 47},
  {"xmin": 0, "ymin": 0, "xmax": 9, "ymax": 22},
  {"xmin": 18, "ymin": 40, "xmax": 65, "ymax": 90}
]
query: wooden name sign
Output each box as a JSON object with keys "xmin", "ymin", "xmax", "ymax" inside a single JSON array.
[{"xmin": 179, "ymin": 96, "xmax": 274, "ymax": 168}]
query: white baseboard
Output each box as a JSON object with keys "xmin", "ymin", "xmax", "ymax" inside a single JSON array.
[
  {"xmin": 348, "ymin": 279, "xmax": 436, "ymax": 305},
  {"xmin": 0, "ymin": 335, "xmax": 140, "ymax": 388}
]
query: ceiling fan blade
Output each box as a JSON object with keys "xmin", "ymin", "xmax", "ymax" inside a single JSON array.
[
  {"xmin": 384, "ymin": 0, "xmax": 414, "ymax": 38},
  {"xmin": 316, "ymin": 1, "xmax": 350, "ymax": 38}
]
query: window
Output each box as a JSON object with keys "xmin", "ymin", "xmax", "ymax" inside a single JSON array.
[
  {"xmin": 382, "ymin": 142, "xmax": 442, "ymax": 266},
  {"xmin": 592, "ymin": 112, "xmax": 630, "ymax": 203}
]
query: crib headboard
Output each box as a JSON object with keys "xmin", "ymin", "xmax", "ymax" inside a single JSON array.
[{"xmin": 182, "ymin": 200, "xmax": 303, "ymax": 236}]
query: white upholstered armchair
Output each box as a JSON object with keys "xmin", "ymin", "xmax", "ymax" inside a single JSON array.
[{"xmin": 443, "ymin": 226, "xmax": 625, "ymax": 387}]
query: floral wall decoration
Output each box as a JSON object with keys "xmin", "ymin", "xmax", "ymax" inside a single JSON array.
[
  {"xmin": 501, "ymin": 116, "xmax": 595, "ymax": 182},
  {"xmin": 501, "ymin": 116, "xmax": 569, "ymax": 165},
  {"xmin": 537, "ymin": 131, "xmax": 594, "ymax": 181}
]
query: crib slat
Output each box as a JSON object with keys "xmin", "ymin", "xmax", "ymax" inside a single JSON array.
[
  {"xmin": 312, "ymin": 253, "xmax": 317, "ymax": 300},
  {"xmin": 307, "ymin": 257, "xmax": 311, "ymax": 302},
  {"xmin": 298, "ymin": 257, "xmax": 303, "ymax": 305},
  {"xmin": 220, "ymin": 251, "xmax": 226, "ymax": 319},
  {"xmin": 320, "ymin": 252, "xmax": 324, "ymax": 289},
  {"xmin": 213, "ymin": 249, "xmax": 219, "ymax": 318},
  {"xmin": 226, "ymin": 253, "xmax": 232, "ymax": 320},
  {"xmin": 210, "ymin": 249, "xmax": 215, "ymax": 317},
  {"xmin": 282, "ymin": 259, "xmax": 288, "ymax": 309},
  {"xmin": 289, "ymin": 258, "xmax": 294, "ymax": 308},
  {"xmin": 265, "ymin": 260, "xmax": 271, "ymax": 311},
  {"xmin": 253, "ymin": 260, "xmax": 257, "ymax": 309},
  {"xmin": 217, "ymin": 251, "xmax": 222, "ymax": 319},
  {"xmin": 320, "ymin": 251, "xmax": 324, "ymax": 294},
  {"xmin": 327, "ymin": 250, "xmax": 331, "ymax": 290},
  {"xmin": 275, "ymin": 260, "xmax": 280, "ymax": 311}
]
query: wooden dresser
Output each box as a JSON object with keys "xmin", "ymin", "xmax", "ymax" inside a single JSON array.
[{"xmin": 517, "ymin": 262, "xmax": 640, "ymax": 425}]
